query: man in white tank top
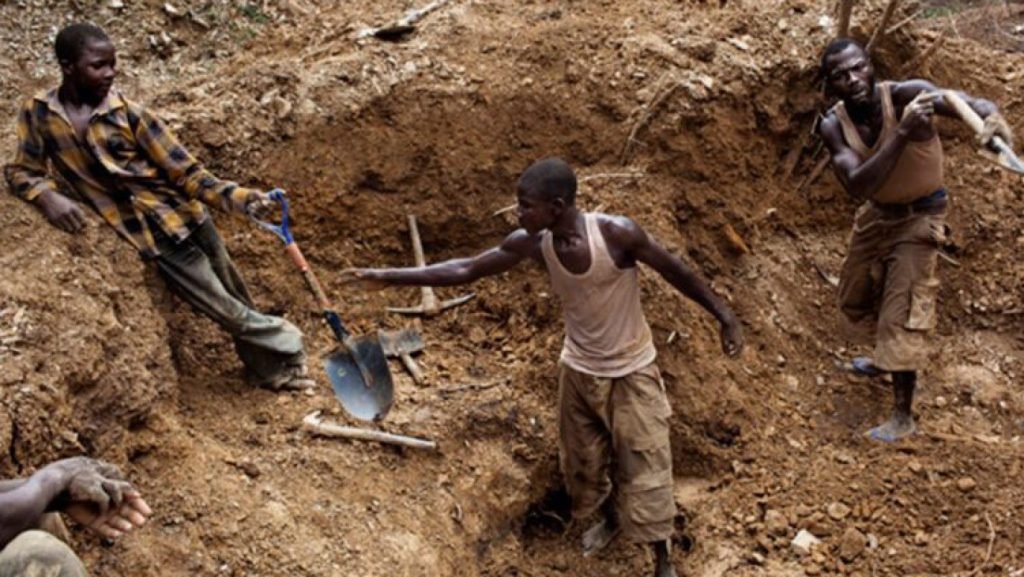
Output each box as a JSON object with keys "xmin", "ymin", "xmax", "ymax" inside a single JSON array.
[
  {"xmin": 818, "ymin": 38, "xmax": 1012, "ymax": 442},
  {"xmin": 342, "ymin": 158, "xmax": 743, "ymax": 577}
]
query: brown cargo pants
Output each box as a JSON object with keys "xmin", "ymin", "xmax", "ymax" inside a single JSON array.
[
  {"xmin": 838, "ymin": 201, "xmax": 948, "ymax": 372},
  {"xmin": 558, "ymin": 361, "xmax": 676, "ymax": 544},
  {"xmin": 0, "ymin": 515, "xmax": 86, "ymax": 577}
]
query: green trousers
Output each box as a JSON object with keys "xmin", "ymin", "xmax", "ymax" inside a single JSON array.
[{"xmin": 153, "ymin": 218, "xmax": 305, "ymax": 387}]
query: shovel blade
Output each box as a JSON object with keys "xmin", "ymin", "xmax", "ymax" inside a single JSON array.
[{"xmin": 324, "ymin": 336, "xmax": 394, "ymax": 422}]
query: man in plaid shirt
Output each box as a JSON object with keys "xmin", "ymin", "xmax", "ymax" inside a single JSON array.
[{"xmin": 5, "ymin": 23, "xmax": 313, "ymax": 391}]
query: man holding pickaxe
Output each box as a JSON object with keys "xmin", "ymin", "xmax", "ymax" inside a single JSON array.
[{"xmin": 818, "ymin": 38, "xmax": 1015, "ymax": 441}]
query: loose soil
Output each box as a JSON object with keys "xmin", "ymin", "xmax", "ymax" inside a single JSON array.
[{"xmin": 2, "ymin": 1, "xmax": 1024, "ymax": 576}]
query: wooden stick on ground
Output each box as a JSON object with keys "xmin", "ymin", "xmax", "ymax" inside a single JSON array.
[
  {"xmin": 899, "ymin": 29, "xmax": 947, "ymax": 75},
  {"xmin": 620, "ymin": 75, "xmax": 684, "ymax": 165},
  {"xmin": 866, "ymin": 0, "xmax": 903, "ymax": 53},
  {"xmin": 885, "ymin": 7, "xmax": 924, "ymax": 35},
  {"xmin": 302, "ymin": 411, "xmax": 437, "ymax": 450},
  {"xmin": 837, "ymin": 0, "xmax": 856, "ymax": 37},
  {"xmin": 798, "ymin": 154, "xmax": 832, "ymax": 193},
  {"xmin": 964, "ymin": 513, "xmax": 996, "ymax": 577}
]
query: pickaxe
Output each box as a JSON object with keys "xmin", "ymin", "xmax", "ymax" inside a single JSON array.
[
  {"xmin": 944, "ymin": 90, "xmax": 1024, "ymax": 175},
  {"xmin": 386, "ymin": 214, "xmax": 475, "ymax": 316}
]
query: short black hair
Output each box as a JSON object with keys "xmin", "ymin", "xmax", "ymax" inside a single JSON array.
[
  {"xmin": 517, "ymin": 157, "xmax": 577, "ymax": 205},
  {"xmin": 55, "ymin": 23, "xmax": 110, "ymax": 64},
  {"xmin": 819, "ymin": 37, "xmax": 865, "ymax": 79}
]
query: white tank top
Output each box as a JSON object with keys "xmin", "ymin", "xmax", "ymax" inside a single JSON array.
[{"xmin": 540, "ymin": 213, "xmax": 657, "ymax": 378}]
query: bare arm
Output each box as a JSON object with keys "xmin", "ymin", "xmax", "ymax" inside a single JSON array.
[
  {"xmin": 820, "ymin": 113, "xmax": 913, "ymax": 201},
  {"xmin": 343, "ymin": 229, "xmax": 541, "ymax": 288},
  {"xmin": 605, "ymin": 217, "xmax": 743, "ymax": 356},
  {"xmin": 0, "ymin": 467, "xmax": 69, "ymax": 548},
  {"xmin": 894, "ymin": 79, "xmax": 999, "ymax": 120}
]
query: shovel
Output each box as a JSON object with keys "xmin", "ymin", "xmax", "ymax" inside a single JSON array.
[
  {"xmin": 944, "ymin": 90, "xmax": 1024, "ymax": 175},
  {"xmin": 378, "ymin": 329, "xmax": 426, "ymax": 385},
  {"xmin": 252, "ymin": 190, "xmax": 394, "ymax": 422}
]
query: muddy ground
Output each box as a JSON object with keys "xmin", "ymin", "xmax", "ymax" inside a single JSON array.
[{"xmin": 1, "ymin": 0, "xmax": 1024, "ymax": 576}]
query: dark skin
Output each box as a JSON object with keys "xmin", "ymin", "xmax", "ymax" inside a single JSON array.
[
  {"xmin": 820, "ymin": 44, "xmax": 1008, "ymax": 440},
  {"xmin": 31, "ymin": 37, "xmax": 274, "ymax": 235},
  {"xmin": 343, "ymin": 190, "xmax": 743, "ymax": 356},
  {"xmin": 0, "ymin": 457, "xmax": 152, "ymax": 549},
  {"xmin": 343, "ymin": 185, "xmax": 742, "ymax": 577},
  {"xmin": 33, "ymin": 37, "xmax": 118, "ymax": 234},
  {"xmin": 820, "ymin": 44, "xmax": 1001, "ymax": 202}
]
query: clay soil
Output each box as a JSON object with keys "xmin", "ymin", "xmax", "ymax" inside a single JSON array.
[{"xmin": 2, "ymin": 1, "xmax": 1024, "ymax": 576}]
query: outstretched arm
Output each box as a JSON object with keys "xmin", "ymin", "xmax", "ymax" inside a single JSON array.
[
  {"xmin": 607, "ymin": 217, "xmax": 743, "ymax": 356},
  {"xmin": 131, "ymin": 104, "xmax": 265, "ymax": 214},
  {"xmin": 341, "ymin": 229, "xmax": 540, "ymax": 289}
]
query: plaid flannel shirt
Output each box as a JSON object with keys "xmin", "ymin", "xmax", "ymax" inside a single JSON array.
[{"xmin": 4, "ymin": 88, "xmax": 257, "ymax": 258}]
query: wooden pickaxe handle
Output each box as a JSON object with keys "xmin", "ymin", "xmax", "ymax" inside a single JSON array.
[{"xmin": 407, "ymin": 214, "xmax": 440, "ymax": 314}]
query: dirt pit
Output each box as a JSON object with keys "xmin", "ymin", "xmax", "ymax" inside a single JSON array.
[{"xmin": 2, "ymin": 1, "xmax": 1024, "ymax": 576}]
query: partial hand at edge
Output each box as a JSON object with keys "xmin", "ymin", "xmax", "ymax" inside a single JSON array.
[
  {"xmin": 65, "ymin": 492, "xmax": 152, "ymax": 540},
  {"xmin": 34, "ymin": 190, "xmax": 86, "ymax": 233},
  {"xmin": 338, "ymin": 268, "xmax": 391, "ymax": 291},
  {"xmin": 979, "ymin": 112, "xmax": 1015, "ymax": 151},
  {"xmin": 718, "ymin": 316, "xmax": 744, "ymax": 358}
]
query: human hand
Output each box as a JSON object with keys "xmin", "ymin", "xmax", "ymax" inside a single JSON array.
[
  {"xmin": 244, "ymin": 189, "xmax": 277, "ymax": 220},
  {"xmin": 339, "ymin": 268, "xmax": 391, "ymax": 291},
  {"xmin": 718, "ymin": 315, "xmax": 744, "ymax": 358},
  {"xmin": 899, "ymin": 91, "xmax": 940, "ymax": 135},
  {"xmin": 979, "ymin": 112, "xmax": 1014, "ymax": 151},
  {"xmin": 65, "ymin": 492, "xmax": 152, "ymax": 540},
  {"xmin": 34, "ymin": 190, "xmax": 86, "ymax": 233}
]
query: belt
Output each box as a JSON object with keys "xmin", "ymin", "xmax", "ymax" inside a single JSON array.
[{"xmin": 872, "ymin": 189, "xmax": 947, "ymax": 218}]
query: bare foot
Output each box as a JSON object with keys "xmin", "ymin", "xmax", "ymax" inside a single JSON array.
[
  {"xmin": 866, "ymin": 414, "xmax": 916, "ymax": 442},
  {"xmin": 582, "ymin": 518, "xmax": 620, "ymax": 557}
]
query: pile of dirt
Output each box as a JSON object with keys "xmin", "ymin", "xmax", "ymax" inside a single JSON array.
[{"xmin": 2, "ymin": 1, "xmax": 1023, "ymax": 576}]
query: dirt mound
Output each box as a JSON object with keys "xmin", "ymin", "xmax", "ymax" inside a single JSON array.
[{"xmin": 2, "ymin": 1, "xmax": 1024, "ymax": 576}]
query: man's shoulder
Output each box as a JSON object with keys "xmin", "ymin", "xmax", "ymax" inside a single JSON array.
[{"xmin": 594, "ymin": 213, "xmax": 644, "ymax": 246}]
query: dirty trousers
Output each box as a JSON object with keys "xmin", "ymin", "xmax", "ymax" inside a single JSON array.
[
  {"xmin": 558, "ymin": 362, "xmax": 676, "ymax": 544},
  {"xmin": 153, "ymin": 218, "xmax": 305, "ymax": 386},
  {"xmin": 837, "ymin": 201, "xmax": 947, "ymax": 372},
  {"xmin": 0, "ymin": 515, "xmax": 86, "ymax": 577}
]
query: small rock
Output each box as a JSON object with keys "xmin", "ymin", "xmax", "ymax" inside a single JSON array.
[
  {"xmin": 957, "ymin": 477, "xmax": 977, "ymax": 492},
  {"xmin": 935, "ymin": 396, "xmax": 948, "ymax": 408},
  {"xmin": 867, "ymin": 533, "xmax": 879, "ymax": 550},
  {"xmin": 765, "ymin": 509, "xmax": 790, "ymax": 536},
  {"xmin": 834, "ymin": 452, "xmax": 854, "ymax": 464},
  {"xmin": 839, "ymin": 527, "xmax": 867, "ymax": 562},
  {"xmin": 164, "ymin": 2, "xmax": 181, "ymax": 16},
  {"xmin": 791, "ymin": 529, "xmax": 821, "ymax": 556},
  {"xmin": 749, "ymin": 552, "xmax": 765, "ymax": 566},
  {"xmin": 108, "ymin": 0, "xmax": 124, "ymax": 8},
  {"xmin": 827, "ymin": 502, "xmax": 851, "ymax": 521},
  {"xmin": 908, "ymin": 460, "xmax": 923, "ymax": 474},
  {"xmin": 913, "ymin": 530, "xmax": 930, "ymax": 546}
]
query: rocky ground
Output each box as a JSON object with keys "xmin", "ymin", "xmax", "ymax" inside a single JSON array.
[{"xmin": 2, "ymin": 1, "xmax": 1024, "ymax": 576}]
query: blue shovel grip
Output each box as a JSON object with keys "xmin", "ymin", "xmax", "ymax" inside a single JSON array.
[{"xmin": 250, "ymin": 188, "xmax": 293, "ymax": 245}]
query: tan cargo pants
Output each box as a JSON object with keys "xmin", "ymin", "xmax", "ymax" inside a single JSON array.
[
  {"xmin": 558, "ymin": 362, "xmax": 676, "ymax": 544},
  {"xmin": 838, "ymin": 201, "xmax": 948, "ymax": 372},
  {"xmin": 0, "ymin": 515, "xmax": 86, "ymax": 577}
]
